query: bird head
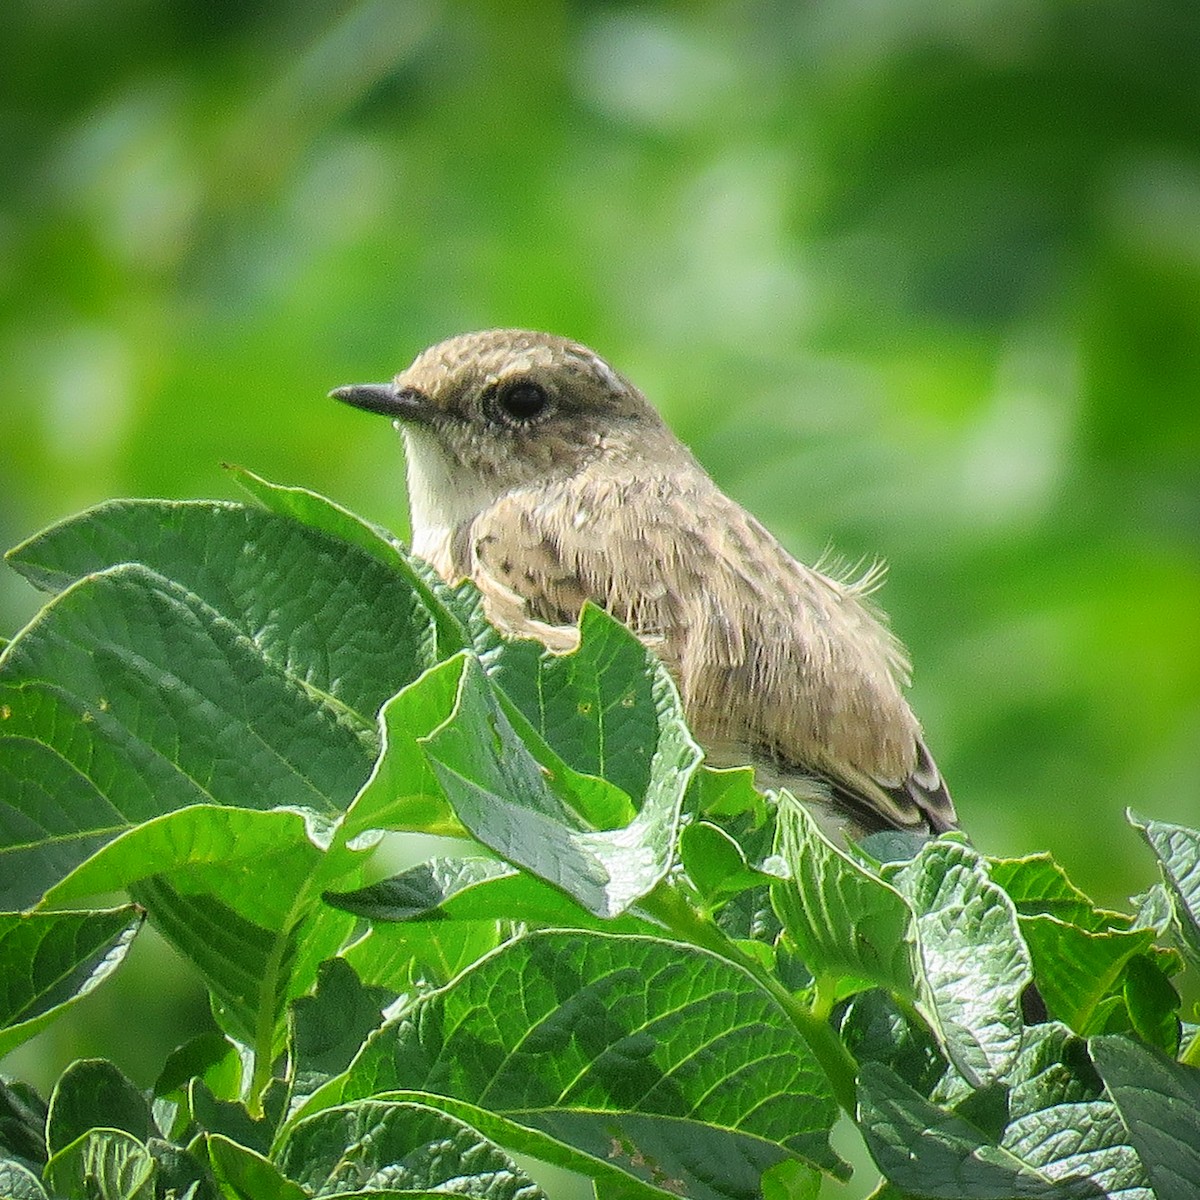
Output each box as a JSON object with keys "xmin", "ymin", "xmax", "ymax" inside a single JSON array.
[{"xmin": 331, "ymin": 329, "xmax": 683, "ymax": 531}]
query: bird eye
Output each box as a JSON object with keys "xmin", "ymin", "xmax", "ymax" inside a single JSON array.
[{"xmin": 493, "ymin": 380, "xmax": 549, "ymax": 423}]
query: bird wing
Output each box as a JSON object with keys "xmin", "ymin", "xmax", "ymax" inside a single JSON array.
[{"xmin": 456, "ymin": 474, "xmax": 956, "ymax": 835}]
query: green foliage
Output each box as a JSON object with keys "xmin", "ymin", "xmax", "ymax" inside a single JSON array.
[
  {"xmin": 5, "ymin": 0, "xmax": 1200, "ymax": 916},
  {"xmin": 0, "ymin": 909, "xmax": 141, "ymax": 1058},
  {"xmin": 2, "ymin": 483, "xmax": 1199, "ymax": 1198}
]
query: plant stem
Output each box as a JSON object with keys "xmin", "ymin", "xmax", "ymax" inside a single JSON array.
[{"xmin": 640, "ymin": 880, "xmax": 860, "ymax": 1117}]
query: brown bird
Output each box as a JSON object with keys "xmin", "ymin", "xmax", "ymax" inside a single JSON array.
[{"xmin": 332, "ymin": 329, "xmax": 956, "ymax": 838}]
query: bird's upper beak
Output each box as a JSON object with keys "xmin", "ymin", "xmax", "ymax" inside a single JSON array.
[{"xmin": 329, "ymin": 382, "xmax": 428, "ymax": 421}]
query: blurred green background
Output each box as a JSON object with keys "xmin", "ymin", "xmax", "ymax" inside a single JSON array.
[{"xmin": 2, "ymin": 0, "xmax": 1198, "ymax": 1194}]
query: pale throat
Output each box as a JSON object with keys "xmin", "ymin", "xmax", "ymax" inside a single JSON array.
[{"xmin": 401, "ymin": 425, "xmax": 497, "ymax": 564}]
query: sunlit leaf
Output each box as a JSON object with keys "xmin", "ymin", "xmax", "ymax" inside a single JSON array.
[
  {"xmin": 0, "ymin": 908, "xmax": 141, "ymax": 1058},
  {"xmin": 336, "ymin": 930, "xmax": 843, "ymax": 1195}
]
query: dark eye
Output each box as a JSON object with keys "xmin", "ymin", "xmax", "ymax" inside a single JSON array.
[{"xmin": 494, "ymin": 380, "xmax": 549, "ymax": 423}]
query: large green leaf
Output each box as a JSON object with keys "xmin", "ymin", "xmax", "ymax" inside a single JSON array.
[
  {"xmin": 290, "ymin": 957, "xmax": 390, "ymax": 1109},
  {"xmin": 1130, "ymin": 811, "xmax": 1200, "ymax": 967},
  {"xmin": 44, "ymin": 1128, "xmax": 155, "ymax": 1200},
  {"xmin": 6, "ymin": 498, "xmax": 443, "ymax": 718},
  {"xmin": 421, "ymin": 655, "xmax": 699, "ymax": 918},
  {"xmin": 133, "ymin": 874, "xmax": 354, "ymax": 1060},
  {"xmin": 228, "ymin": 468, "xmax": 469, "ymax": 653},
  {"xmin": 471, "ymin": 598, "xmax": 666, "ymax": 804},
  {"xmin": 204, "ymin": 1134, "xmax": 308, "ymax": 1200},
  {"xmin": 858, "ymin": 1055, "xmax": 1150, "ymax": 1199},
  {"xmin": 41, "ymin": 805, "xmax": 362, "ymax": 927},
  {"xmin": 328, "ymin": 856, "xmax": 661, "ymax": 938},
  {"xmin": 37, "ymin": 806, "xmax": 361, "ymax": 1060},
  {"xmin": 333, "ymin": 930, "xmax": 842, "ymax": 1196},
  {"xmin": 343, "ymin": 921, "xmax": 505, "ymax": 995},
  {"xmin": 771, "ymin": 795, "xmax": 918, "ymax": 1002},
  {"xmin": 0, "ymin": 908, "xmax": 142, "ymax": 1057},
  {"xmin": 0, "ymin": 564, "xmax": 376, "ymax": 908},
  {"xmin": 0, "ymin": 498, "xmax": 448, "ymax": 909},
  {"xmin": 338, "ymin": 657, "xmax": 468, "ymax": 842},
  {"xmin": 891, "ymin": 840, "xmax": 1030, "ymax": 1086},
  {"xmin": 987, "ymin": 854, "xmax": 1132, "ymax": 931},
  {"xmin": 46, "ymin": 1060, "xmax": 152, "ymax": 1157},
  {"xmin": 1018, "ymin": 915, "xmax": 1156, "ymax": 1035},
  {"xmin": 278, "ymin": 1099, "xmax": 548, "ymax": 1198},
  {"xmin": 1090, "ymin": 1033, "xmax": 1200, "ymax": 1200}
]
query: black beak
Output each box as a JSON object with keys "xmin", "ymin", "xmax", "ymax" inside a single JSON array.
[{"xmin": 329, "ymin": 382, "xmax": 426, "ymax": 419}]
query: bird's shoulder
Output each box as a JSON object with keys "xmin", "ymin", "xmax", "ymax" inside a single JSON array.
[{"xmin": 454, "ymin": 465, "xmax": 718, "ymax": 627}]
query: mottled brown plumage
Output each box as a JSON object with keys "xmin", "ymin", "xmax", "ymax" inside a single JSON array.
[{"xmin": 332, "ymin": 329, "xmax": 956, "ymax": 837}]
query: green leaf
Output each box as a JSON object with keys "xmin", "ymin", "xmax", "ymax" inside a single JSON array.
[
  {"xmin": 1090, "ymin": 1033, "xmax": 1200, "ymax": 1200},
  {"xmin": 761, "ymin": 1158, "xmax": 822, "ymax": 1200},
  {"xmin": 692, "ymin": 765, "xmax": 767, "ymax": 822},
  {"xmin": 1000, "ymin": 1022, "xmax": 1108, "ymax": 1116},
  {"xmin": 891, "ymin": 840, "xmax": 1030, "ymax": 1085},
  {"xmin": 290, "ymin": 957, "xmax": 389, "ymax": 1104},
  {"xmin": 44, "ymin": 806, "xmax": 319, "ymax": 907},
  {"xmin": 422, "ymin": 656, "xmax": 699, "ymax": 919},
  {"xmin": 228, "ymin": 468, "xmax": 408, "ymax": 569},
  {"xmin": 5, "ymin": 498, "xmax": 442, "ymax": 721},
  {"xmin": 1000, "ymin": 1100, "xmax": 1148, "ymax": 1200},
  {"xmin": 204, "ymin": 1133, "xmax": 308, "ymax": 1200},
  {"xmin": 43, "ymin": 807, "xmax": 345, "ymax": 920},
  {"xmin": 480, "ymin": 602, "xmax": 666, "ymax": 805},
  {"xmin": 326, "ymin": 856, "xmax": 660, "ymax": 936},
  {"xmin": 931, "ymin": 1021, "xmax": 1108, "ymax": 1133},
  {"xmin": 343, "ymin": 921, "xmax": 505, "ymax": 993},
  {"xmin": 840, "ymin": 990, "xmax": 947, "ymax": 1099},
  {"xmin": 987, "ymin": 854, "xmax": 1131, "ymax": 931},
  {"xmin": 467, "ymin": 597, "xmax": 701, "ymax": 831},
  {"xmin": 771, "ymin": 795, "xmax": 919, "ymax": 1002},
  {"xmin": 189, "ymin": 1077, "xmax": 288, "ymax": 1157},
  {"xmin": 1, "ymin": 498, "xmax": 448, "ymax": 908},
  {"xmin": 0, "ymin": 1078, "xmax": 49, "ymax": 1168},
  {"xmin": 44, "ymin": 1129, "xmax": 155, "ymax": 1200},
  {"xmin": 336, "ymin": 929, "xmax": 842, "ymax": 1195},
  {"xmin": 1018, "ymin": 914, "xmax": 1156, "ymax": 1035},
  {"xmin": 0, "ymin": 738, "xmax": 116, "ymax": 911},
  {"xmin": 326, "ymin": 858, "xmax": 519, "ymax": 921},
  {"xmin": 147, "ymin": 1137, "xmax": 218, "ymax": 1200},
  {"xmin": 0, "ymin": 907, "xmax": 142, "ymax": 1057},
  {"xmin": 155, "ymin": 1033, "xmax": 243, "ymax": 1102},
  {"xmin": 339, "ymin": 657, "xmax": 470, "ymax": 841},
  {"xmin": 0, "ymin": 565, "xmax": 375, "ymax": 908},
  {"xmin": 228, "ymin": 467, "xmax": 470, "ymax": 655},
  {"xmin": 278, "ymin": 1098, "xmax": 548, "ymax": 1197},
  {"xmin": 1122, "ymin": 952, "xmax": 1181, "ymax": 1054},
  {"xmin": 0, "ymin": 1160, "xmax": 48, "ymax": 1200},
  {"xmin": 1129, "ymin": 811, "xmax": 1200, "ymax": 967},
  {"xmin": 419, "ymin": 659, "xmax": 606, "ymax": 902},
  {"xmin": 38, "ymin": 807, "xmax": 360, "ymax": 1064},
  {"xmin": 130, "ymin": 874, "xmax": 352, "ymax": 1062},
  {"xmin": 1130, "ymin": 882, "xmax": 1176, "ymax": 937},
  {"xmin": 46, "ymin": 1060, "xmax": 153, "ymax": 1157},
  {"xmin": 857, "ymin": 1058, "xmax": 1150, "ymax": 1199},
  {"xmin": 680, "ymin": 821, "xmax": 775, "ymax": 907}
]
